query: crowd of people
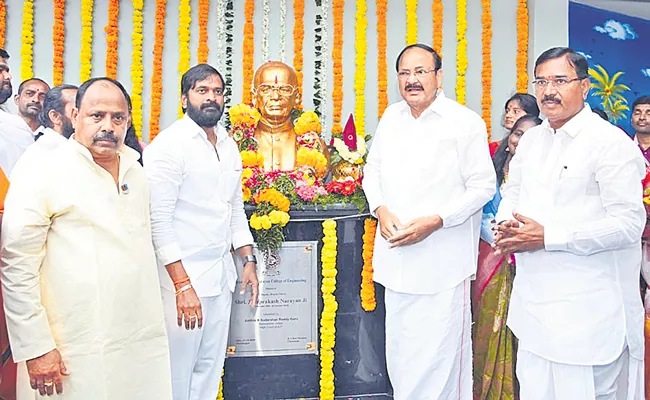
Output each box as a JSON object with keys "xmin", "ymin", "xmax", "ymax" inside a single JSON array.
[{"xmin": 0, "ymin": 42, "xmax": 648, "ymax": 400}]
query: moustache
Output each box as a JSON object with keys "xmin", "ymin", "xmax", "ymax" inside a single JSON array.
[
  {"xmin": 201, "ymin": 102, "xmax": 221, "ymax": 111},
  {"xmin": 92, "ymin": 131, "xmax": 119, "ymax": 144},
  {"xmin": 542, "ymin": 96, "xmax": 561, "ymax": 104},
  {"xmin": 27, "ymin": 103, "xmax": 41, "ymax": 110},
  {"xmin": 405, "ymin": 83, "xmax": 424, "ymax": 91}
]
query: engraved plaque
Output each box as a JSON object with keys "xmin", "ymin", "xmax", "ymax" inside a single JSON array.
[{"xmin": 228, "ymin": 241, "xmax": 319, "ymax": 357}]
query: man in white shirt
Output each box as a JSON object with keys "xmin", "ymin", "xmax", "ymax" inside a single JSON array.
[
  {"xmin": 494, "ymin": 47, "xmax": 645, "ymax": 399},
  {"xmin": 363, "ymin": 43, "xmax": 496, "ymax": 400},
  {"xmin": 144, "ymin": 63, "xmax": 259, "ymax": 400},
  {"xmin": 13, "ymin": 78, "xmax": 49, "ymax": 135}
]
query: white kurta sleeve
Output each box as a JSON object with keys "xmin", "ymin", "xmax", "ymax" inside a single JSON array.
[
  {"xmin": 438, "ymin": 120, "xmax": 496, "ymax": 228},
  {"xmin": 544, "ymin": 139, "xmax": 646, "ymax": 255},
  {"xmin": 0, "ymin": 166, "xmax": 56, "ymax": 362},
  {"xmin": 229, "ymin": 148, "xmax": 254, "ymax": 250},
  {"xmin": 143, "ymin": 141, "xmax": 184, "ymax": 266},
  {"xmin": 362, "ymin": 122, "xmax": 385, "ymax": 216},
  {"xmin": 495, "ymin": 135, "xmax": 527, "ymax": 224}
]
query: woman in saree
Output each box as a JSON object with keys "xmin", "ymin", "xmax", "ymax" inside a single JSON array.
[{"xmin": 473, "ymin": 114, "xmax": 542, "ymax": 400}]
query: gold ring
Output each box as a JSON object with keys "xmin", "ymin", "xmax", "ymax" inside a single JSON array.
[{"xmin": 44, "ymin": 382, "xmax": 54, "ymax": 387}]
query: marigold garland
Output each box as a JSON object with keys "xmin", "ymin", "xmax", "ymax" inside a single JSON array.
[
  {"xmin": 0, "ymin": 0, "xmax": 6, "ymax": 49},
  {"xmin": 319, "ymin": 219, "xmax": 338, "ymax": 400},
  {"xmin": 178, "ymin": 0, "xmax": 191, "ymax": 118},
  {"xmin": 331, "ymin": 0, "xmax": 344, "ymax": 135},
  {"xmin": 516, "ymin": 0, "xmax": 529, "ymax": 93},
  {"xmin": 20, "ymin": 0, "xmax": 35, "ymax": 81},
  {"xmin": 131, "ymin": 0, "xmax": 144, "ymax": 138},
  {"xmin": 376, "ymin": 0, "xmax": 388, "ymax": 118},
  {"xmin": 217, "ymin": 369, "xmax": 224, "ymax": 400},
  {"xmin": 293, "ymin": 0, "xmax": 305, "ymax": 109},
  {"xmin": 455, "ymin": 0, "xmax": 468, "ymax": 105},
  {"xmin": 242, "ymin": 0, "xmax": 255, "ymax": 105},
  {"xmin": 432, "ymin": 0, "xmax": 443, "ymax": 56},
  {"xmin": 354, "ymin": 0, "xmax": 367, "ymax": 138},
  {"xmin": 52, "ymin": 0, "xmax": 66, "ymax": 86},
  {"xmin": 197, "ymin": 0, "xmax": 210, "ymax": 64},
  {"xmin": 104, "ymin": 0, "xmax": 120, "ymax": 79},
  {"xmin": 405, "ymin": 0, "xmax": 417, "ymax": 45},
  {"xmin": 80, "ymin": 0, "xmax": 94, "ymax": 82},
  {"xmin": 148, "ymin": 0, "xmax": 167, "ymax": 141},
  {"xmin": 481, "ymin": 0, "xmax": 492, "ymax": 139},
  {"xmin": 361, "ymin": 218, "xmax": 377, "ymax": 312}
]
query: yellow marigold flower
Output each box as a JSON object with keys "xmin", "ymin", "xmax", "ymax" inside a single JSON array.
[
  {"xmin": 242, "ymin": 167, "xmax": 254, "ymax": 181},
  {"xmin": 269, "ymin": 210, "xmax": 283, "ymax": 225},
  {"xmin": 260, "ymin": 215, "xmax": 272, "ymax": 230},
  {"xmin": 249, "ymin": 214, "xmax": 262, "ymax": 230},
  {"xmin": 242, "ymin": 186, "xmax": 252, "ymax": 202}
]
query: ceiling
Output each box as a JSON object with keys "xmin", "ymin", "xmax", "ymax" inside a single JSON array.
[{"xmin": 572, "ymin": 0, "xmax": 650, "ymax": 20}]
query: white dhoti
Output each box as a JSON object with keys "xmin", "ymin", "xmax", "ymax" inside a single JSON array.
[
  {"xmin": 162, "ymin": 283, "xmax": 232, "ymax": 400},
  {"xmin": 385, "ymin": 278, "xmax": 472, "ymax": 400},
  {"xmin": 517, "ymin": 347, "xmax": 644, "ymax": 400}
]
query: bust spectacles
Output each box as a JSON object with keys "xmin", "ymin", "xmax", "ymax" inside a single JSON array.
[
  {"xmin": 255, "ymin": 84, "xmax": 296, "ymax": 97},
  {"xmin": 397, "ymin": 68, "xmax": 437, "ymax": 80},
  {"xmin": 532, "ymin": 76, "xmax": 586, "ymax": 90}
]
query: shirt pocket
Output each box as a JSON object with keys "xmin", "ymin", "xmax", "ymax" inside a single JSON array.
[
  {"xmin": 555, "ymin": 166, "xmax": 593, "ymax": 205},
  {"xmin": 215, "ymin": 168, "xmax": 243, "ymax": 204}
]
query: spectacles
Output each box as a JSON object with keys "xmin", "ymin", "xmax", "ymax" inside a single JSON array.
[
  {"xmin": 255, "ymin": 84, "xmax": 296, "ymax": 97},
  {"xmin": 532, "ymin": 77, "xmax": 586, "ymax": 90},
  {"xmin": 397, "ymin": 69, "xmax": 437, "ymax": 80}
]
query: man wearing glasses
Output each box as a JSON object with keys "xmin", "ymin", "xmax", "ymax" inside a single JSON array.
[
  {"xmin": 144, "ymin": 64, "xmax": 258, "ymax": 400},
  {"xmin": 494, "ymin": 47, "xmax": 645, "ymax": 398},
  {"xmin": 363, "ymin": 43, "xmax": 496, "ymax": 399}
]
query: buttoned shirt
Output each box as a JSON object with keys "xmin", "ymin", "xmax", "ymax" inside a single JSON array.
[
  {"xmin": 10, "ymin": 127, "xmax": 68, "ymax": 180},
  {"xmin": 496, "ymin": 105, "xmax": 646, "ymax": 365},
  {"xmin": 363, "ymin": 91, "xmax": 496, "ymax": 295},
  {"xmin": 144, "ymin": 115, "xmax": 254, "ymax": 297},
  {"xmin": 0, "ymin": 110, "xmax": 34, "ymax": 176}
]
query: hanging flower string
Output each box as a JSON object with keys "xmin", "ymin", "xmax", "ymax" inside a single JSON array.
[
  {"xmin": 280, "ymin": 0, "xmax": 287, "ymax": 62},
  {"xmin": 20, "ymin": 0, "xmax": 35, "ymax": 81},
  {"xmin": 148, "ymin": 0, "xmax": 167, "ymax": 141},
  {"xmin": 376, "ymin": 0, "xmax": 388, "ymax": 118},
  {"xmin": 215, "ymin": 0, "xmax": 226, "ymax": 73},
  {"xmin": 0, "ymin": 0, "xmax": 6, "ymax": 49},
  {"xmin": 455, "ymin": 0, "xmax": 468, "ymax": 105},
  {"xmin": 481, "ymin": 0, "xmax": 492, "ymax": 139},
  {"xmin": 516, "ymin": 0, "xmax": 529, "ymax": 93},
  {"xmin": 80, "ymin": 0, "xmax": 94, "ymax": 82},
  {"xmin": 314, "ymin": 0, "xmax": 323, "ymax": 117},
  {"xmin": 242, "ymin": 0, "xmax": 255, "ymax": 104},
  {"xmin": 104, "ymin": 0, "xmax": 120, "ymax": 79},
  {"xmin": 224, "ymin": 0, "xmax": 234, "ymax": 126},
  {"xmin": 319, "ymin": 219, "xmax": 338, "ymax": 400},
  {"xmin": 293, "ymin": 0, "xmax": 305, "ymax": 109},
  {"xmin": 216, "ymin": 369, "xmax": 225, "ymax": 400},
  {"xmin": 354, "ymin": 0, "xmax": 367, "ymax": 137},
  {"xmin": 433, "ymin": 0, "xmax": 443, "ymax": 56},
  {"xmin": 197, "ymin": 0, "xmax": 210, "ymax": 64},
  {"xmin": 331, "ymin": 0, "xmax": 344, "ymax": 135},
  {"xmin": 361, "ymin": 218, "xmax": 377, "ymax": 312},
  {"xmin": 178, "ymin": 0, "xmax": 191, "ymax": 118},
  {"xmin": 52, "ymin": 0, "xmax": 66, "ymax": 86},
  {"xmin": 131, "ymin": 0, "xmax": 144, "ymax": 137},
  {"xmin": 262, "ymin": 0, "xmax": 270, "ymax": 62},
  {"xmin": 405, "ymin": 0, "xmax": 417, "ymax": 45},
  {"xmin": 320, "ymin": 0, "xmax": 330, "ymax": 136}
]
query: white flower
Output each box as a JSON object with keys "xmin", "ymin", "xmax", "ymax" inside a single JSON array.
[{"xmin": 333, "ymin": 135, "xmax": 367, "ymax": 164}]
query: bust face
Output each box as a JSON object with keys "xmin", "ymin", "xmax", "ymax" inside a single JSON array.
[{"xmin": 253, "ymin": 62, "xmax": 299, "ymax": 125}]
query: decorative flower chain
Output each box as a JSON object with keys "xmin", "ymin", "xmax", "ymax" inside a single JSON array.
[
  {"xmin": 148, "ymin": 0, "xmax": 167, "ymax": 141},
  {"xmin": 293, "ymin": 0, "xmax": 305, "ymax": 109},
  {"xmin": 481, "ymin": 0, "xmax": 492, "ymax": 139},
  {"xmin": 361, "ymin": 218, "xmax": 377, "ymax": 311},
  {"xmin": 319, "ymin": 219, "xmax": 338, "ymax": 400},
  {"xmin": 224, "ymin": 0, "xmax": 234, "ymax": 128},
  {"xmin": 405, "ymin": 0, "xmax": 417, "ymax": 45},
  {"xmin": 320, "ymin": 0, "xmax": 330, "ymax": 138},
  {"xmin": 52, "ymin": 0, "xmax": 66, "ymax": 86},
  {"xmin": 376, "ymin": 0, "xmax": 388, "ymax": 118},
  {"xmin": 80, "ymin": 0, "xmax": 94, "ymax": 82},
  {"xmin": 262, "ymin": 0, "xmax": 270, "ymax": 62},
  {"xmin": 178, "ymin": 0, "xmax": 191, "ymax": 118},
  {"xmin": 20, "ymin": 0, "xmax": 35, "ymax": 81},
  {"xmin": 242, "ymin": 0, "xmax": 255, "ymax": 105},
  {"xmin": 216, "ymin": 368, "xmax": 224, "ymax": 400},
  {"xmin": 354, "ymin": 0, "xmax": 367, "ymax": 138},
  {"xmin": 516, "ymin": 0, "xmax": 529, "ymax": 93},
  {"xmin": 197, "ymin": 0, "xmax": 210, "ymax": 63},
  {"xmin": 313, "ymin": 0, "xmax": 323, "ymax": 118},
  {"xmin": 433, "ymin": 0, "xmax": 443, "ymax": 55},
  {"xmin": 456, "ymin": 0, "xmax": 468, "ymax": 105},
  {"xmin": 131, "ymin": 0, "xmax": 144, "ymax": 137},
  {"xmin": 0, "ymin": 0, "xmax": 6, "ymax": 49},
  {"xmin": 279, "ymin": 0, "xmax": 287, "ymax": 62},
  {"xmin": 215, "ymin": 0, "xmax": 226, "ymax": 73},
  {"xmin": 104, "ymin": 0, "xmax": 120, "ymax": 79},
  {"xmin": 331, "ymin": 0, "xmax": 344, "ymax": 135}
]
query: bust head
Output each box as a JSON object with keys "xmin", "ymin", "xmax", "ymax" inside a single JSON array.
[{"xmin": 253, "ymin": 61, "xmax": 299, "ymax": 126}]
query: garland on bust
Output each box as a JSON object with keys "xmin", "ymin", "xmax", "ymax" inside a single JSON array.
[
  {"xmin": 319, "ymin": 219, "xmax": 338, "ymax": 400},
  {"xmin": 516, "ymin": 0, "xmax": 529, "ymax": 93},
  {"xmin": 354, "ymin": 0, "xmax": 367, "ymax": 139},
  {"xmin": 376, "ymin": 0, "xmax": 388, "ymax": 118},
  {"xmin": 20, "ymin": 0, "xmax": 34, "ymax": 81},
  {"xmin": 361, "ymin": 218, "xmax": 377, "ymax": 311},
  {"xmin": 105, "ymin": 0, "xmax": 120, "ymax": 79},
  {"xmin": 0, "ymin": 0, "xmax": 5, "ymax": 49},
  {"xmin": 148, "ymin": 0, "xmax": 167, "ymax": 141},
  {"xmin": 197, "ymin": 0, "xmax": 210, "ymax": 63},
  {"xmin": 131, "ymin": 0, "xmax": 144, "ymax": 137},
  {"xmin": 331, "ymin": 0, "xmax": 344, "ymax": 135},
  {"xmin": 481, "ymin": 0, "xmax": 492, "ymax": 139},
  {"xmin": 293, "ymin": 0, "xmax": 305, "ymax": 109},
  {"xmin": 242, "ymin": 0, "xmax": 255, "ymax": 105},
  {"xmin": 433, "ymin": 0, "xmax": 443, "ymax": 56},
  {"xmin": 405, "ymin": 0, "xmax": 417, "ymax": 45},
  {"xmin": 178, "ymin": 0, "xmax": 191, "ymax": 118},
  {"xmin": 456, "ymin": 0, "xmax": 468, "ymax": 105},
  {"xmin": 53, "ymin": 0, "xmax": 66, "ymax": 86},
  {"xmin": 80, "ymin": 0, "xmax": 94, "ymax": 82}
]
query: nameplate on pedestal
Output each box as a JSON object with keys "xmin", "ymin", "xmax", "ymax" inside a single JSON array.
[{"xmin": 228, "ymin": 241, "xmax": 319, "ymax": 357}]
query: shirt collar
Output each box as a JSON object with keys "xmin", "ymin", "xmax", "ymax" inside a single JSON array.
[
  {"xmin": 542, "ymin": 103, "xmax": 592, "ymax": 138},
  {"xmin": 180, "ymin": 114, "xmax": 227, "ymax": 143},
  {"xmin": 401, "ymin": 89, "xmax": 446, "ymax": 118}
]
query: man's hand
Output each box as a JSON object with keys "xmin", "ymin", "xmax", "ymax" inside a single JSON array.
[
  {"xmin": 26, "ymin": 349, "xmax": 69, "ymax": 396},
  {"xmin": 388, "ymin": 216, "xmax": 443, "ymax": 248},
  {"xmin": 376, "ymin": 206, "xmax": 402, "ymax": 241},
  {"xmin": 240, "ymin": 262, "xmax": 259, "ymax": 308},
  {"xmin": 494, "ymin": 213, "xmax": 544, "ymax": 256},
  {"xmin": 176, "ymin": 288, "xmax": 203, "ymax": 330}
]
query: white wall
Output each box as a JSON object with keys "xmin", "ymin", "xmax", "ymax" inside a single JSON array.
[{"xmin": 2, "ymin": 0, "xmax": 569, "ymax": 141}]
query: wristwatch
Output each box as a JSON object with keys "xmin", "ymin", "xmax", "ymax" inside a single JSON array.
[{"xmin": 243, "ymin": 255, "xmax": 257, "ymax": 265}]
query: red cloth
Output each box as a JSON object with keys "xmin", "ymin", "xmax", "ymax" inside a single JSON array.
[{"xmin": 488, "ymin": 141, "xmax": 500, "ymax": 158}]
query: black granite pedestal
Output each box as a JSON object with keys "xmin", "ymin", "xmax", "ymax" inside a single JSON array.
[{"xmin": 223, "ymin": 205, "xmax": 392, "ymax": 399}]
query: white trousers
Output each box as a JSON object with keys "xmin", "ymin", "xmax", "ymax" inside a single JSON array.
[
  {"xmin": 385, "ymin": 278, "xmax": 472, "ymax": 400},
  {"xmin": 517, "ymin": 347, "xmax": 644, "ymax": 400},
  {"xmin": 162, "ymin": 287, "xmax": 232, "ymax": 400}
]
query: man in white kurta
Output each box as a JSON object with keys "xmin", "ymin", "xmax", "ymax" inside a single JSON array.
[
  {"xmin": 0, "ymin": 77, "xmax": 172, "ymax": 399},
  {"xmin": 363, "ymin": 44, "xmax": 496, "ymax": 399},
  {"xmin": 495, "ymin": 47, "xmax": 645, "ymax": 399}
]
